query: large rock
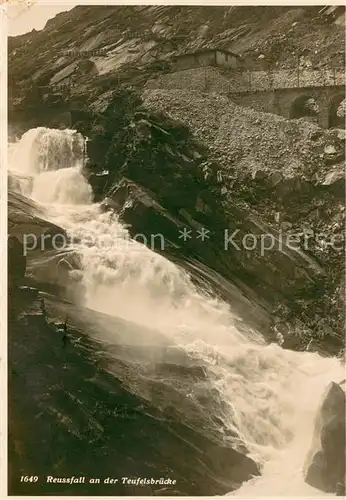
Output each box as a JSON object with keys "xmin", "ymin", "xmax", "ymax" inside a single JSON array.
[
  {"xmin": 8, "ymin": 191, "xmax": 67, "ymax": 253},
  {"xmin": 304, "ymin": 381, "xmax": 345, "ymax": 493},
  {"xmin": 8, "ymin": 190, "xmax": 81, "ymax": 296}
]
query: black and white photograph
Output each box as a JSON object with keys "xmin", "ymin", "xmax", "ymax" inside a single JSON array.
[{"xmin": 5, "ymin": 1, "xmax": 346, "ymax": 497}]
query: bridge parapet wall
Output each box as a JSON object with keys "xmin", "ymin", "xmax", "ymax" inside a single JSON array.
[{"xmin": 146, "ymin": 66, "xmax": 345, "ymax": 93}]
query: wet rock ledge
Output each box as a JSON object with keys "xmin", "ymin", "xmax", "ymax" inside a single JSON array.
[{"xmin": 8, "ymin": 240, "xmax": 259, "ymax": 496}]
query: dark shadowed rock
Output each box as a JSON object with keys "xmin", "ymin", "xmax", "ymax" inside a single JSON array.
[
  {"xmin": 8, "ymin": 191, "xmax": 67, "ymax": 253},
  {"xmin": 8, "ymin": 191, "xmax": 76, "ymax": 292},
  {"xmin": 304, "ymin": 381, "xmax": 345, "ymax": 493},
  {"xmin": 8, "ymin": 235, "xmax": 26, "ymax": 289},
  {"xmin": 9, "ymin": 292, "xmax": 260, "ymax": 496},
  {"xmin": 8, "ymin": 234, "xmax": 27, "ymax": 318}
]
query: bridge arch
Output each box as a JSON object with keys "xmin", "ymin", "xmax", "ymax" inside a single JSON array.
[
  {"xmin": 289, "ymin": 94, "xmax": 319, "ymax": 120},
  {"xmin": 328, "ymin": 93, "xmax": 345, "ymax": 129}
]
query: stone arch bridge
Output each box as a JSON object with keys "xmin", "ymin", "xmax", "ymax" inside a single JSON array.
[{"xmin": 230, "ymin": 85, "xmax": 345, "ymax": 129}]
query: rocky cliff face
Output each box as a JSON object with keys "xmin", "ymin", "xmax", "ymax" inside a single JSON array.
[
  {"xmin": 304, "ymin": 381, "xmax": 345, "ymax": 494},
  {"xmin": 8, "ymin": 7, "xmax": 345, "ymax": 353},
  {"xmin": 75, "ymin": 85, "xmax": 344, "ymax": 355}
]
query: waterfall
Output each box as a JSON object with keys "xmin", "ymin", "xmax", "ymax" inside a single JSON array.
[
  {"xmin": 8, "ymin": 127, "xmax": 92, "ymax": 205},
  {"xmin": 8, "ymin": 127, "xmax": 344, "ymax": 495}
]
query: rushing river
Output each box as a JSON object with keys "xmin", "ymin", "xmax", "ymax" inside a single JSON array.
[{"xmin": 8, "ymin": 127, "xmax": 343, "ymax": 496}]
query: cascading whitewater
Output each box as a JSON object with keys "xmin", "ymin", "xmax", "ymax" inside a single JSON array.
[
  {"xmin": 8, "ymin": 127, "xmax": 344, "ymax": 496},
  {"xmin": 8, "ymin": 127, "xmax": 92, "ymax": 205}
]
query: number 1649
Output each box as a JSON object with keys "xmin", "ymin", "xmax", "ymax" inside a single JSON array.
[{"xmin": 20, "ymin": 476, "xmax": 38, "ymax": 483}]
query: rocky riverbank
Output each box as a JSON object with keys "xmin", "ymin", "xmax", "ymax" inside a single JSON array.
[{"xmin": 9, "ymin": 234, "xmax": 260, "ymax": 496}]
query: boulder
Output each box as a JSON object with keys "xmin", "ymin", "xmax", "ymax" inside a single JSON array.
[
  {"xmin": 8, "ymin": 191, "xmax": 76, "ymax": 296},
  {"xmin": 42, "ymin": 93, "xmax": 64, "ymax": 107},
  {"xmin": 8, "ymin": 191, "xmax": 67, "ymax": 256},
  {"xmin": 304, "ymin": 381, "xmax": 345, "ymax": 493}
]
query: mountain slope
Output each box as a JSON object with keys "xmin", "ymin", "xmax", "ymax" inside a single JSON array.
[
  {"xmin": 8, "ymin": 6, "xmax": 345, "ymax": 96},
  {"xmin": 8, "ymin": 6, "xmax": 345, "ymax": 353}
]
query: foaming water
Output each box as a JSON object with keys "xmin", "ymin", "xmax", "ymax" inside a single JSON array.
[
  {"xmin": 9, "ymin": 127, "xmax": 344, "ymax": 495},
  {"xmin": 8, "ymin": 127, "xmax": 92, "ymax": 205},
  {"xmin": 31, "ymin": 168, "xmax": 92, "ymax": 205}
]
